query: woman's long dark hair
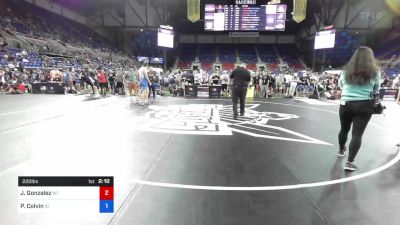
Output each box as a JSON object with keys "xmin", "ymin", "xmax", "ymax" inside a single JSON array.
[{"xmin": 344, "ymin": 46, "xmax": 380, "ymax": 85}]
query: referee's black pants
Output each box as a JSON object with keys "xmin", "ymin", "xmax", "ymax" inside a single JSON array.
[{"xmin": 232, "ymin": 86, "xmax": 248, "ymax": 116}]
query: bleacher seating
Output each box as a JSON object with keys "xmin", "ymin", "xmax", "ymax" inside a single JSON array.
[
  {"xmin": 0, "ymin": 0, "xmax": 129, "ymax": 69},
  {"xmin": 219, "ymin": 45, "xmax": 236, "ymax": 63},
  {"xmin": 222, "ymin": 63, "xmax": 235, "ymax": 71},
  {"xmin": 320, "ymin": 31, "xmax": 360, "ymax": 67},
  {"xmin": 1, "ymin": 1, "xmax": 115, "ymax": 51},
  {"xmin": 199, "ymin": 44, "xmax": 216, "ymax": 63},
  {"xmin": 258, "ymin": 45, "xmax": 278, "ymax": 64},
  {"xmin": 180, "ymin": 44, "xmax": 196, "ymax": 66},
  {"xmin": 277, "ymin": 44, "xmax": 305, "ymax": 70},
  {"xmin": 178, "ymin": 62, "xmax": 190, "ymax": 69},
  {"xmin": 176, "ymin": 43, "xmax": 309, "ymax": 72},
  {"xmin": 376, "ymin": 39, "xmax": 400, "ymax": 60},
  {"xmin": 375, "ymin": 25, "xmax": 400, "ymax": 77},
  {"xmin": 201, "ymin": 63, "xmax": 213, "ymax": 70},
  {"xmin": 385, "ymin": 65, "xmax": 400, "ymax": 77},
  {"xmin": 132, "ymin": 31, "xmax": 161, "ymax": 58},
  {"xmin": 238, "ymin": 44, "xmax": 257, "ymax": 64},
  {"xmin": 268, "ymin": 64, "xmax": 279, "ymax": 71},
  {"xmin": 246, "ymin": 64, "xmax": 257, "ymax": 71},
  {"xmin": 376, "ymin": 25, "xmax": 400, "ymax": 60}
]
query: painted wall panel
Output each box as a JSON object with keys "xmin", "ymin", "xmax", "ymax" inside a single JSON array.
[
  {"xmin": 215, "ymin": 35, "xmax": 233, "ymax": 43},
  {"xmin": 197, "ymin": 35, "xmax": 214, "ymax": 43},
  {"xmin": 179, "ymin": 35, "xmax": 196, "ymax": 43},
  {"xmin": 259, "ymin": 35, "xmax": 276, "ymax": 43}
]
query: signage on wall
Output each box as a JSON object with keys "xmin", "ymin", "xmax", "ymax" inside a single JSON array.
[
  {"xmin": 235, "ymin": 0, "xmax": 257, "ymax": 4},
  {"xmin": 360, "ymin": 11, "xmax": 384, "ymax": 21},
  {"xmin": 229, "ymin": 32, "xmax": 259, "ymax": 37},
  {"xmin": 235, "ymin": 0, "xmax": 281, "ymax": 4}
]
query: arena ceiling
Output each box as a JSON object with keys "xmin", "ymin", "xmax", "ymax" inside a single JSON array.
[
  {"xmin": 55, "ymin": 0, "xmax": 167, "ymax": 15},
  {"xmin": 56, "ymin": 0, "xmax": 300, "ymax": 33},
  {"xmin": 55, "ymin": 0, "xmax": 394, "ymax": 35}
]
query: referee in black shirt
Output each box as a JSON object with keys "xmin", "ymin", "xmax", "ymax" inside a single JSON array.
[{"xmin": 230, "ymin": 66, "xmax": 251, "ymax": 120}]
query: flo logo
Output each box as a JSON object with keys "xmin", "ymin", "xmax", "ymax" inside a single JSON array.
[{"xmin": 138, "ymin": 104, "xmax": 330, "ymax": 145}]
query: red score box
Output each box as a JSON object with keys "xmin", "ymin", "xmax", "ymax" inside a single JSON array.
[{"xmin": 99, "ymin": 186, "xmax": 114, "ymax": 200}]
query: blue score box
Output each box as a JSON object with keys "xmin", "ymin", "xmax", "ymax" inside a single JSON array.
[{"xmin": 99, "ymin": 200, "xmax": 114, "ymax": 213}]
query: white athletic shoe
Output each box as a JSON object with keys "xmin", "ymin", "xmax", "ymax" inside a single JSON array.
[{"xmin": 344, "ymin": 162, "xmax": 357, "ymax": 171}]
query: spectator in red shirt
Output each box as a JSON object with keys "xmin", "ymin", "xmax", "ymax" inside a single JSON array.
[
  {"xmin": 97, "ymin": 67, "xmax": 108, "ymax": 95},
  {"xmin": 7, "ymin": 82, "xmax": 25, "ymax": 94},
  {"xmin": 17, "ymin": 83, "xmax": 26, "ymax": 92}
]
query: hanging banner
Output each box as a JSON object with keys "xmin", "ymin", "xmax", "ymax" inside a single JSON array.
[
  {"xmin": 385, "ymin": 0, "xmax": 400, "ymax": 15},
  {"xmin": 187, "ymin": 0, "xmax": 200, "ymax": 23},
  {"xmin": 293, "ymin": 0, "xmax": 307, "ymax": 23}
]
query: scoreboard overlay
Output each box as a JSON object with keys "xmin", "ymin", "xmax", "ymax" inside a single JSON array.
[{"xmin": 18, "ymin": 176, "xmax": 114, "ymax": 213}]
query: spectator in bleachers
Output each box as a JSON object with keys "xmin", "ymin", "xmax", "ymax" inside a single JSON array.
[
  {"xmin": 221, "ymin": 71, "xmax": 229, "ymax": 95},
  {"xmin": 397, "ymin": 84, "xmax": 400, "ymax": 105},
  {"xmin": 72, "ymin": 68, "xmax": 81, "ymax": 94},
  {"xmin": 0, "ymin": 67, "xmax": 5, "ymax": 90},
  {"xmin": 283, "ymin": 73, "xmax": 292, "ymax": 96},
  {"xmin": 393, "ymin": 75, "xmax": 400, "ymax": 89},
  {"xmin": 210, "ymin": 72, "xmax": 220, "ymax": 85},
  {"xmin": 81, "ymin": 68, "xmax": 98, "ymax": 95},
  {"xmin": 97, "ymin": 67, "xmax": 108, "ymax": 95},
  {"xmin": 202, "ymin": 71, "xmax": 209, "ymax": 85},
  {"xmin": 286, "ymin": 73, "xmax": 298, "ymax": 98},
  {"xmin": 50, "ymin": 69, "xmax": 62, "ymax": 82},
  {"xmin": 125, "ymin": 66, "xmax": 138, "ymax": 96},
  {"xmin": 0, "ymin": 33, "xmax": 7, "ymax": 49},
  {"xmin": 267, "ymin": 73, "xmax": 275, "ymax": 98},
  {"xmin": 253, "ymin": 73, "xmax": 261, "ymax": 96},
  {"xmin": 275, "ymin": 73, "xmax": 285, "ymax": 95},
  {"xmin": 147, "ymin": 70, "xmax": 157, "ymax": 99},
  {"xmin": 114, "ymin": 68, "xmax": 125, "ymax": 95},
  {"xmin": 260, "ymin": 73, "xmax": 269, "ymax": 98},
  {"xmin": 63, "ymin": 68, "xmax": 71, "ymax": 84},
  {"xmin": 108, "ymin": 70, "xmax": 116, "ymax": 93}
]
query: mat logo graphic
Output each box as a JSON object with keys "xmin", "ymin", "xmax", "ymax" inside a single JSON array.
[{"xmin": 138, "ymin": 104, "xmax": 330, "ymax": 145}]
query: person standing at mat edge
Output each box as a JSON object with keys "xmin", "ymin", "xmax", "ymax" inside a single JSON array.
[
  {"xmin": 230, "ymin": 66, "xmax": 251, "ymax": 120},
  {"xmin": 338, "ymin": 46, "xmax": 381, "ymax": 172}
]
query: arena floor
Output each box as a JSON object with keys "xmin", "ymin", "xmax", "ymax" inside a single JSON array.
[{"xmin": 1, "ymin": 94, "xmax": 399, "ymax": 225}]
